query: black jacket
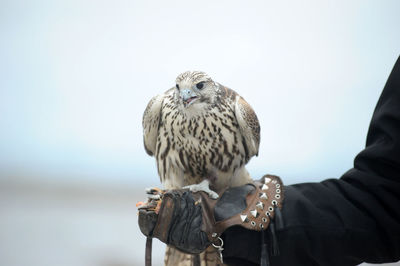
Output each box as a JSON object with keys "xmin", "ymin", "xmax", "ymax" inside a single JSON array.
[{"xmin": 222, "ymin": 56, "xmax": 400, "ymax": 266}]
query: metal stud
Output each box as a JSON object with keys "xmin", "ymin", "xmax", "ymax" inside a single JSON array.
[
  {"xmin": 272, "ymin": 180, "xmax": 277, "ymax": 184},
  {"xmin": 264, "ymin": 177, "xmax": 271, "ymax": 183},
  {"xmin": 240, "ymin": 214, "xmax": 248, "ymax": 222},
  {"xmin": 260, "ymin": 193, "xmax": 268, "ymax": 200},
  {"xmin": 256, "ymin": 202, "xmax": 264, "ymax": 209},
  {"xmin": 212, "ymin": 233, "xmax": 217, "ymax": 238},
  {"xmin": 250, "ymin": 209, "xmax": 258, "ymax": 217},
  {"xmin": 261, "ymin": 184, "xmax": 269, "ymax": 190}
]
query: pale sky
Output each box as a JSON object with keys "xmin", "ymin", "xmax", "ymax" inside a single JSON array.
[{"xmin": 1, "ymin": 0, "xmax": 400, "ymax": 186}]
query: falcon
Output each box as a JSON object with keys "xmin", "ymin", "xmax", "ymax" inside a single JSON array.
[
  {"xmin": 143, "ymin": 71, "xmax": 260, "ymax": 195},
  {"xmin": 142, "ymin": 71, "xmax": 260, "ymax": 265}
]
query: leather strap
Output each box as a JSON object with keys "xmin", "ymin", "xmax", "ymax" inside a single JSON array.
[{"xmin": 145, "ymin": 237, "xmax": 152, "ymax": 266}]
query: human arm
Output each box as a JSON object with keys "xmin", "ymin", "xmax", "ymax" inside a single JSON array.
[{"xmin": 222, "ymin": 56, "xmax": 400, "ymax": 266}]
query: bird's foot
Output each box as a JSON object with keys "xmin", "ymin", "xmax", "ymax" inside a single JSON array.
[
  {"xmin": 183, "ymin": 179, "xmax": 219, "ymax": 199},
  {"xmin": 145, "ymin": 187, "xmax": 163, "ymax": 200},
  {"xmin": 136, "ymin": 187, "xmax": 164, "ymax": 214}
]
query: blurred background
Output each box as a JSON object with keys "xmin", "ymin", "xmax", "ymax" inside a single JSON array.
[{"xmin": 1, "ymin": 0, "xmax": 400, "ymax": 265}]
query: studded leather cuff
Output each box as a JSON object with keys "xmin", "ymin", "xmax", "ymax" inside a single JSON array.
[{"xmin": 199, "ymin": 174, "xmax": 284, "ymax": 244}]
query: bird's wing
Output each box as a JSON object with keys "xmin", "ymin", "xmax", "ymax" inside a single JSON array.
[
  {"xmin": 234, "ymin": 93, "xmax": 260, "ymax": 158},
  {"xmin": 142, "ymin": 93, "xmax": 165, "ymax": 156}
]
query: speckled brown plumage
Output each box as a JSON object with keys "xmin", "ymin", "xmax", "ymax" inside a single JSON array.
[{"xmin": 143, "ymin": 72, "xmax": 260, "ymax": 190}]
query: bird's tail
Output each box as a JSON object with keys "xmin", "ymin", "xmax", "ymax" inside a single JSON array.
[{"xmin": 164, "ymin": 245, "xmax": 226, "ymax": 266}]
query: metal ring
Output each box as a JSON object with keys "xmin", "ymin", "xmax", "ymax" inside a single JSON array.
[
  {"xmin": 251, "ymin": 221, "xmax": 256, "ymax": 227},
  {"xmin": 262, "ymin": 217, "xmax": 267, "ymax": 223},
  {"xmin": 212, "ymin": 237, "xmax": 224, "ymax": 249},
  {"xmin": 276, "ymin": 183, "xmax": 280, "ymax": 188},
  {"xmin": 268, "ymin": 206, "xmax": 274, "ymax": 212},
  {"xmin": 276, "ymin": 189, "xmax": 281, "ymax": 193},
  {"xmin": 272, "ymin": 200, "xmax": 278, "ymax": 205},
  {"xmin": 275, "ymin": 194, "xmax": 281, "ymax": 199}
]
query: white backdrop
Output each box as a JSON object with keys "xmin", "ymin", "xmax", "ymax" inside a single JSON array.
[{"xmin": 1, "ymin": 0, "xmax": 400, "ymax": 185}]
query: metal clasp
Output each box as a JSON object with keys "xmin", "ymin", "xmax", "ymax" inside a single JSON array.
[{"xmin": 212, "ymin": 237, "xmax": 224, "ymax": 263}]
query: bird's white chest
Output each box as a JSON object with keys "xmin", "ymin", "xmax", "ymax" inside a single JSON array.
[{"xmin": 156, "ymin": 101, "xmax": 247, "ymax": 184}]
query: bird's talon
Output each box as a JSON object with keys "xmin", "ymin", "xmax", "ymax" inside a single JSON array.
[
  {"xmin": 210, "ymin": 192, "xmax": 219, "ymax": 199},
  {"xmin": 145, "ymin": 187, "xmax": 163, "ymax": 195},
  {"xmin": 183, "ymin": 180, "xmax": 219, "ymax": 199}
]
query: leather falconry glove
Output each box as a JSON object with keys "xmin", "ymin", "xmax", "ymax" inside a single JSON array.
[{"xmin": 138, "ymin": 174, "xmax": 284, "ymax": 265}]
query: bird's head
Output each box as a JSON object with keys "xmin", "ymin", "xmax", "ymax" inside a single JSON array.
[{"xmin": 174, "ymin": 71, "xmax": 218, "ymax": 109}]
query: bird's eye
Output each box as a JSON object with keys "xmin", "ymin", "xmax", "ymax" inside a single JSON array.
[
  {"xmin": 196, "ymin": 82, "xmax": 204, "ymax": 90},
  {"xmin": 176, "ymin": 84, "xmax": 179, "ymax": 89}
]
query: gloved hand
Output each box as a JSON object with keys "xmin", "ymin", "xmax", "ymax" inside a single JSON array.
[
  {"xmin": 138, "ymin": 175, "xmax": 284, "ymax": 255},
  {"xmin": 139, "ymin": 190, "xmax": 210, "ymax": 254}
]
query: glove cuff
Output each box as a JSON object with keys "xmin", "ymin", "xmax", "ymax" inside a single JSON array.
[{"xmin": 199, "ymin": 174, "xmax": 284, "ymax": 243}]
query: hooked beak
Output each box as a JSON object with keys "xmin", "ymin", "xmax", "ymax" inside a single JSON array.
[{"xmin": 180, "ymin": 88, "xmax": 198, "ymax": 107}]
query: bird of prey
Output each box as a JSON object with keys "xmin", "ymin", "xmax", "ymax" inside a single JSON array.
[{"xmin": 142, "ymin": 71, "xmax": 260, "ymax": 265}]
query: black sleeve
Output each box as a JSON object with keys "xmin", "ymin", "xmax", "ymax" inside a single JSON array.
[{"xmin": 222, "ymin": 56, "xmax": 400, "ymax": 266}]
